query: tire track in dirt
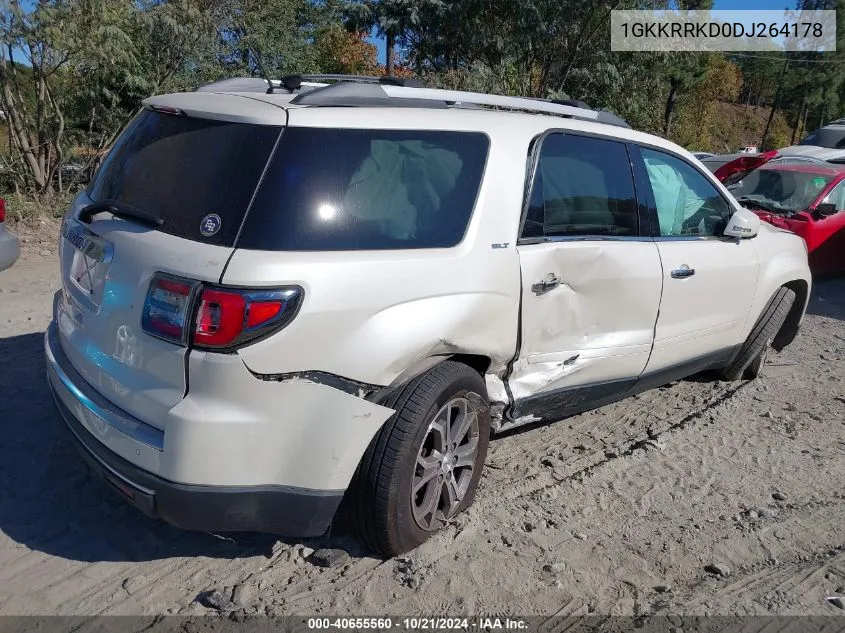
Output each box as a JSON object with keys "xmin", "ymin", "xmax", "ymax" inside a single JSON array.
[
  {"xmin": 1, "ymin": 253, "xmax": 844, "ymax": 617},
  {"xmin": 481, "ymin": 378, "xmax": 749, "ymax": 505}
]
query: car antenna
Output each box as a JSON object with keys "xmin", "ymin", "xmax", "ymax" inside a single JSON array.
[{"xmin": 249, "ymin": 46, "xmax": 276, "ymax": 94}]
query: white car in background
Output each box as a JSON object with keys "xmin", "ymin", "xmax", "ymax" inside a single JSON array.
[
  {"xmin": 0, "ymin": 198, "xmax": 20, "ymax": 272},
  {"xmin": 778, "ymin": 119, "xmax": 845, "ymax": 162},
  {"xmin": 45, "ymin": 76, "xmax": 812, "ymax": 556}
]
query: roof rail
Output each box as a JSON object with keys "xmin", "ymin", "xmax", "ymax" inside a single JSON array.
[
  {"xmin": 194, "ymin": 74, "xmax": 424, "ymax": 95},
  {"xmin": 194, "ymin": 74, "xmax": 630, "ymax": 128},
  {"xmin": 290, "ymin": 81, "xmax": 630, "ymax": 128}
]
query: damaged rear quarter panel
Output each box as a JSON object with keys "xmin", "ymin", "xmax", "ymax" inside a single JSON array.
[
  {"xmin": 227, "ymin": 247, "xmax": 521, "ymax": 387},
  {"xmin": 222, "ymin": 119, "xmax": 530, "ymax": 389}
]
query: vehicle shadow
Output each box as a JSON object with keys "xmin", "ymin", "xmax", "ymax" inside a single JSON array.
[
  {"xmin": 0, "ymin": 331, "xmax": 351, "ymax": 564},
  {"xmin": 806, "ymin": 276, "xmax": 845, "ymax": 321}
]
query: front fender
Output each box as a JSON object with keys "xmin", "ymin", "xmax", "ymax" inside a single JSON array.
[{"xmin": 745, "ymin": 232, "xmax": 811, "ymax": 342}]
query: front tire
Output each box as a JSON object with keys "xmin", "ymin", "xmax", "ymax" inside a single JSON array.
[
  {"xmin": 348, "ymin": 361, "xmax": 490, "ymax": 557},
  {"xmin": 723, "ymin": 286, "xmax": 796, "ymax": 381}
]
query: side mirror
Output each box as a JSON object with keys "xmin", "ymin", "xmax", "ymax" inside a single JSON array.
[
  {"xmin": 814, "ymin": 202, "xmax": 837, "ymax": 218},
  {"xmin": 723, "ymin": 208, "xmax": 760, "ymax": 239}
]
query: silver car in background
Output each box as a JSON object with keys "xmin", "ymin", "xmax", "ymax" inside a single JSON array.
[{"xmin": 0, "ymin": 198, "xmax": 20, "ymax": 272}]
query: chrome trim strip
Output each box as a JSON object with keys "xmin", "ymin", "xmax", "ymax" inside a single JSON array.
[
  {"xmin": 518, "ymin": 235, "xmax": 655, "ymax": 245},
  {"xmin": 652, "ymin": 235, "xmax": 728, "ymax": 242},
  {"xmin": 45, "ymin": 324, "xmax": 165, "ymax": 451}
]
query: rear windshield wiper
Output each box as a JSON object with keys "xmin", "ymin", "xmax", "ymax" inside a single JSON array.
[{"xmin": 78, "ymin": 200, "xmax": 164, "ymax": 228}]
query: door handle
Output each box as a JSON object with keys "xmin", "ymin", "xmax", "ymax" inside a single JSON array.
[
  {"xmin": 532, "ymin": 274, "xmax": 561, "ymax": 296},
  {"xmin": 671, "ymin": 265, "xmax": 696, "ymax": 279}
]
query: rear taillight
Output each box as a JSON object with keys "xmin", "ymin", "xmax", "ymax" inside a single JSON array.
[
  {"xmin": 194, "ymin": 288, "xmax": 247, "ymax": 348},
  {"xmin": 141, "ymin": 273, "xmax": 302, "ymax": 351},
  {"xmin": 0, "ymin": 198, "xmax": 6, "ymax": 223},
  {"xmin": 141, "ymin": 274, "xmax": 199, "ymax": 344}
]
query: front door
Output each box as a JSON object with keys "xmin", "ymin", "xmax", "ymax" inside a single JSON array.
[
  {"xmin": 509, "ymin": 133, "xmax": 663, "ymax": 423},
  {"xmin": 634, "ymin": 146, "xmax": 760, "ymax": 375},
  {"xmin": 810, "ymin": 180, "xmax": 845, "ymax": 275}
]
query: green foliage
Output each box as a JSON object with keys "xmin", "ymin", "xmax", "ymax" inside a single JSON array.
[
  {"xmin": 672, "ymin": 55, "xmax": 743, "ymax": 149},
  {"xmin": 314, "ymin": 26, "xmax": 380, "ymax": 75},
  {"xmin": 2, "ymin": 0, "xmax": 845, "ymax": 203}
]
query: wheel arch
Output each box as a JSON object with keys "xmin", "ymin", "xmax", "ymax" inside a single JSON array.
[
  {"xmin": 772, "ymin": 278, "xmax": 810, "ymax": 351},
  {"xmin": 382, "ymin": 353, "xmax": 493, "ymax": 393},
  {"xmin": 746, "ymin": 233, "xmax": 811, "ymax": 350}
]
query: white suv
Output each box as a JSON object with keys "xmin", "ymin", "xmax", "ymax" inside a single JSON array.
[{"xmin": 45, "ymin": 76, "xmax": 811, "ymax": 556}]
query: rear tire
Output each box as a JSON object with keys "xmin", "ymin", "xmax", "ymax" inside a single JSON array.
[
  {"xmin": 722, "ymin": 286, "xmax": 796, "ymax": 381},
  {"xmin": 347, "ymin": 361, "xmax": 490, "ymax": 557}
]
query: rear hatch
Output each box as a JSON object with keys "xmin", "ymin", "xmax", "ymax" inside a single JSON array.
[{"xmin": 57, "ymin": 102, "xmax": 283, "ymax": 429}]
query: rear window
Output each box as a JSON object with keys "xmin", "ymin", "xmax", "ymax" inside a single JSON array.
[
  {"xmin": 88, "ymin": 109, "xmax": 281, "ymax": 246},
  {"xmin": 237, "ymin": 127, "xmax": 490, "ymax": 251}
]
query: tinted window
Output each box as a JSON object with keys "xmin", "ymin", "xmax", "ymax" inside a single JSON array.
[
  {"xmin": 238, "ymin": 128, "xmax": 489, "ymax": 251},
  {"xmin": 799, "ymin": 128, "xmax": 845, "ymax": 149},
  {"xmin": 640, "ymin": 148, "xmax": 733, "ymax": 237},
  {"xmin": 732, "ymin": 168, "xmax": 833, "ymax": 213},
  {"xmin": 88, "ymin": 109, "xmax": 281, "ymax": 246},
  {"xmin": 521, "ymin": 134, "xmax": 638, "ymax": 239}
]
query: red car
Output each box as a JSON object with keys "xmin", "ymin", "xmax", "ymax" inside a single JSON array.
[{"xmin": 714, "ymin": 152, "xmax": 845, "ymax": 275}]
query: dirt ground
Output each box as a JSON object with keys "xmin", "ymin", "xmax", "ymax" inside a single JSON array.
[{"xmin": 1, "ymin": 219, "xmax": 844, "ymax": 619}]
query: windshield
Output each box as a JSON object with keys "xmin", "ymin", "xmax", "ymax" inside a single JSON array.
[
  {"xmin": 798, "ymin": 127, "xmax": 845, "ymax": 149},
  {"xmin": 730, "ymin": 168, "xmax": 832, "ymax": 212}
]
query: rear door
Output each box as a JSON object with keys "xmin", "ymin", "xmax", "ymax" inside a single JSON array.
[
  {"xmin": 57, "ymin": 108, "xmax": 281, "ymax": 429},
  {"xmin": 508, "ymin": 132, "xmax": 663, "ymax": 421},
  {"xmin": 633, "ymin": 146, "xmax": 759, "ymax": 375}
]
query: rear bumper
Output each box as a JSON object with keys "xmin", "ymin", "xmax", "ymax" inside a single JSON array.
[
  {"xmin": 54, "ymin": 390, "xmax": 343, "ymax": 535},
  {"xmin": 44, "ymin": 322, "xmax": 390, "ymax": 536}
]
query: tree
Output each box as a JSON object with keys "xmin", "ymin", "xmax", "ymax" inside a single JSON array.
[
  {"xmin": 658, "ymin": 0, "xmax": 714, "ymax": 137},
  {"xmin": 0, "ymin": 0, "xmax": 80, "ymax": 194},
  {"xmin": 344, "ymin": 0, "xmax": 427, "ymax": 76},
  {"xmin": 672, "ymin": 55, "xmax": 742, "ymax": 149},
  {"xmin": 0, "ymin": 0, "xmax": 220, "ymax": 195},
  {"xmin": 314, "ymin": 26, "xmax": 380, "ymax": 75}
]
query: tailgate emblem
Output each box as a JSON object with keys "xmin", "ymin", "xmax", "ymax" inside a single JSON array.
[{"xmin": 200, "ymin": 214, "xmax": 222, "ymax": 237}]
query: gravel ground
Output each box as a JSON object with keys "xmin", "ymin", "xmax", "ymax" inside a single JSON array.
[{"xmin": 0, "ymin": 220, "xmax": 843, "ymax": 618}]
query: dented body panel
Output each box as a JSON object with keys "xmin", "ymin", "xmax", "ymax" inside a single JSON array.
[
  {"xmin": 511, "ymin": 240, "xmax": 662, "ymax": 401},
  {"xmin": 227, "ymin": 108, "xmax": 527, "ymax": 387},
  {"xmin": 47, "ymin": 323, "xmax": 394, "ymax": 491}
]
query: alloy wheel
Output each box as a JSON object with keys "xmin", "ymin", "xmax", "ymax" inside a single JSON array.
[{"xmin": 411, "ymin": 396, "xmax": 480, "ymax": 531}]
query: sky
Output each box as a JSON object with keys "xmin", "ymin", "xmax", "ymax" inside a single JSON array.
[{"xmin": 366, "ymin": 0, "xmax": 801, "ymax": 65}]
